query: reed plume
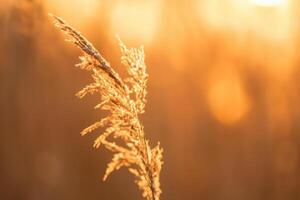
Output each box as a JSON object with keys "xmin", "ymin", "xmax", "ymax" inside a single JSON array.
[{"xmin": 50, "ymin": 14, "xmax": 163, "ymax": 200}]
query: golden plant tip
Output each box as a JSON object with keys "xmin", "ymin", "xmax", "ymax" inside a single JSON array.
[
  {"xmin": 102, "ymin": 175, "xmax": 108, "ymax": 181},
  {"xmin": 48, "ymin": 13, "xmax": 60, "ymax": 22},
  {"xmin": 51, "ymin": 14, "xmax": 163, "ymax": 200},
  {"xmin": 80, "ymin": 131, "xmax": 86, "ymax": 136}
]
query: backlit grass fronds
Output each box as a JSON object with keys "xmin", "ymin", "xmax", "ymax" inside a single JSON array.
[{"xmin": 50, "ymin": 14, "xmax": 163, "ymax": 200}]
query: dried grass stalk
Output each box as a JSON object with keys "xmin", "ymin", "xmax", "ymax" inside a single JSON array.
[{"xmin": 50, "ymin": 14, "xmax": 163, "ymax": 200}]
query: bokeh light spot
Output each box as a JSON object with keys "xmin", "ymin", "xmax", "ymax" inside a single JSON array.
[
  {"xmin": 110, "ymin": 0, "xmax": 160, "ymax": 43},
  {"xmin": 46, "ymin": 0, "xmax": 101, "ymax": 26},
  {"xmin": 207, "ymin": 67, "xmax": 251, "ymax": 126}
]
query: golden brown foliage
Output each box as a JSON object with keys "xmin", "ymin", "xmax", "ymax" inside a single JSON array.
[{"xmin": 50, "ymin": 14, "xmax": 163, "ymax": 200}]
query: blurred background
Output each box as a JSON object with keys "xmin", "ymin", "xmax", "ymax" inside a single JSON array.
[{"xmin": 1, "ymin": 0, "xmax": 300, "ymax": 199}]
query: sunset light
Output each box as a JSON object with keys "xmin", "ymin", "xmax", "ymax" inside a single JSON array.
[
  {"xmin": 251, "ymin": 0, "xmax": 284, "ymax": 7},
  {"xmin": 110, "ymin": 1, "xmax": 160, "ymax": 43},
  {"xmin": 1, "ymin": 1, "xmax": 300, "ymax": 200}
]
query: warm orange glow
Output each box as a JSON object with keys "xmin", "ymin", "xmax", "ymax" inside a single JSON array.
[
  {"xmin": 2, "ymin": 0, "xmax": 300, "ymax": 199},
  {"xmin": 197, "ymin": 0, "xmax": 250, "ymax": 31},
  {"xmin": 207, "ymin": 67, "xmax": 251, "ymax": 125},
  {"xmin": 110, "ymin": 1, "xmax": 160, "ymax": 43},
  {"xmin": 46, "ymin": 0, "xmax": 101, "ymax": 26},
  {"xmin": 198, "ymin": 0, "xmax": 292, "ymax": 41},
  {"xmin": 251, "ymin": 0, "xmax": 284, "ymax": 7}
]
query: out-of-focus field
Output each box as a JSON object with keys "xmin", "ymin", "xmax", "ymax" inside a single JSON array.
[{"xmin": 1, "ymin": 0, "xmax": 300, "ymax": 200}]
